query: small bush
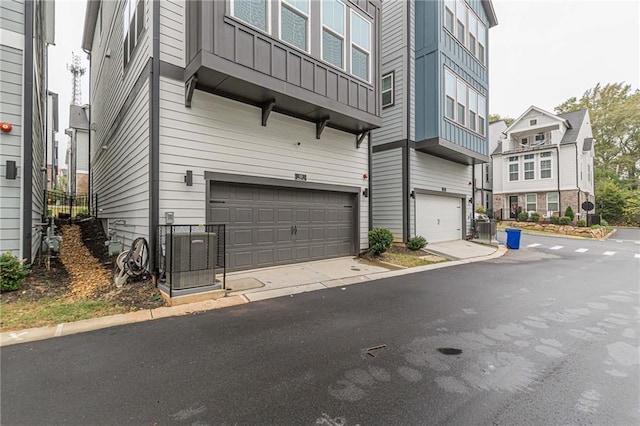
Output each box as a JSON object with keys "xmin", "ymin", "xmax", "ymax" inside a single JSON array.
[
  {"xmin": 559, "ymin": 216, "xmax": 571, "ymax": 225},
  {"xmin": 576, "ymin": 219, "xmax": 587, "ymax": 227},
  {"xmin": 590, "ymin": 224, "xmax": 602, "ymax": 229},
  {"xmin": 368, "ymin": 228, "xmax": 394, "ymax": 256},
  {"xmin": 565, "ymin": 206, "xmax": 575, "ymax": 221},
  {"xmin": 406, "ymin": 236, "xmax": 427, "ymax": 251},
  {"xmin": 517, "ymin": 211, "xmax": 529, "ymax": 222},
  {"xmin": 530, "ymin": 213, "xmax": 540, "ymax": 222},
  {"xmin": 0, "ymin": 252, "xmax": 30, "ymax": 292},
  {"xmin": 600, "ymin": 219, "xmax": 609, "ymax": 226},
  {"xmin": 550, "ymin": 216, "xmax": 560, "ymax": 224}
]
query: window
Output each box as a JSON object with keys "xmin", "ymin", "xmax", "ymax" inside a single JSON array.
[
  {"xmin": 478, "ymin": 95, "xmax": 486, "ymax": 135},
  {"xmin": 477, "ymin": 21, "xmax": 486, "ymax": 64},
  {"xmin": 445, "ymin": 69, "xmax": 456, "ymax": 120},
  {"xmin": 322, "ymin": 0, "xmax": 345, "ymax": 69},
  {"xmin": 526, "ymin": 194, "xmax": 537, "ymax": 212},
  {"xmin": 524, "ymin": 154, "xmax": 535, "ymax": 180},
  {"xmin": 382, "ymin": 72, "xmax": 394, "ymax": 107},
  {"xmin": 455, "ymin": 0, "xmax": 466, "ymax": 44},
  {"xmin": 351, "ymin": 11, "xmax": 371, "ymax": 81},
  {"xmin": 547, "ymin": 192, "xmax": 559, "ymax": 212},
  {"xmin": 233, "ymin": 0, "xmax": 268, "ymax": 31},
  {"xmin": 540, "ymin": 152, "xmax": 552, "ymax": 179},
  {"xmin": 468, "ymin": 89, "xmax": 477, "ymax": 132},
  {"xmin": 444, "ymin": 0, "xmax": 455, "ymax": 33},
  {"xmin": 529, "ymin": 119, "xmax": 537, "ymax": 126},
  {"xmin": 485, "ymin": 164, "xmax": 490, "ymax": 182},
  {"xmin": 468, "ymin": 13, "xmax": 477, "ymax": 56},
  {"xmin": 280, "ymin": 0, "xmax": 309, "ymax": 51},
  {"xmin": 123, "ymin": 0, "xmax": 144, "ymax": 68},
  {"xmin": 509, "ymin": 156, "xmax": 518, "ymax": 181},
  {"xmin": 456, "ymin": 79, "xmax": 466, "ymax": 125},
  {"xmin": 534, "ymin": 133, "xmax": 546, "ymax": 144}
]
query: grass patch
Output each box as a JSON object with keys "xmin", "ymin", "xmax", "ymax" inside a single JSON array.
[
  {"xmin": 380, "ymin": 252, "xmax": 446, "ymax": 268},
  {"xmin": 1, "ymin": 298, "xmax": 128, "ymax": 331}
]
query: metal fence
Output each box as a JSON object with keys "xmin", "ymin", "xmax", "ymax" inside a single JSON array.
[
  {"xmin": 157, "ymin": 224, "xmax": 226, "ymax": 297},
  {"xmin": 45, "ymin": 190, "xmax": 98, "ymax": 219}
]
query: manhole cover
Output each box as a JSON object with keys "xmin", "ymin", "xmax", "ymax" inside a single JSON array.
[{"xmin": 437, "ymin": 347, "xmax": 462, "ymax": 355}]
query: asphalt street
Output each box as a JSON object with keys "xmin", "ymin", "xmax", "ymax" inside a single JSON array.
[{"xmin": 2, "ymin": 230, "xmax": 639, "ymax": 425}]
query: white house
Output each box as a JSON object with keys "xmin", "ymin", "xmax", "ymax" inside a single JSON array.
[
  {"xmin": 491, "ymin": 106, "xmax": 595, "ymax": 221},
  {"xmin": 475, "ymin": 118, "xmax": 506, "ymax": 216},
  {"xmin": 65, "ymin": 104, "xmax": 90, "ymax": 195}
]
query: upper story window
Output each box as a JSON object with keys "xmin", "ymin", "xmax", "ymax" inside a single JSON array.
[
  {"xmin": 123, "ymin": 0, "xmax": 144, "ymax": 69},
  {"xmin": 351, "ymin": 10, "xmax": 371, "ymax": 82},
  {"xmin": 508, "ymin": 156, "xmax": 519, "ymax": 181},
  {"xmin": 322, "ymin": 0, "xmax": 345, "ymax": 69},
  {"xmin": 444, "ymin": 0, "xmax": 487, "ymax": 66},
  {"xmin": 455, "ymin": 0, "xmax": 466, "ymax": 44},
  {"xmin": 280, "ymin": 0, "xmax": 309, "ymax": 51},
  {"xmin": 477, "ymin": 95, "xmax": 486, "ymax": 135},
  {"xmin": 444, "ymin": 0, "xmax": 455, "ymax": 33},
  {"xmin": 444, "ymin": 67, "xmax": 486, "ymax": 136},
  {"xmin": 468, "ymin": 13, "xmax": 477, "ymax": 56},
  {"xmin": 529, "ymin": 119, "xmax": 537, "ymax": 126},
  {"xmin": 524, "ymin": 154, "xmax": 535, "ymax": 180},
  {"xmin": 445, "ymin": 69, "xmax": 456, "ymax": 120},
  {"xmin": 233, "ymin": 0, "xmax": 268, "ymax": 32},
  {"xmin": 477, "ymin": 21, "xmax": 486, "ymax": 64},
  {"xmin": 540, "ymin": 151, "xmax": 552, "ymax": 179},
  {"xmin": 468, "ymin": 90, "xmax": 477, "ymax": 132},
  {"xmin": 382, "ymin": 72, "xmax": 394, "ymax": 107},
  {"xmin": 456, "ymin": 79, "xmax": 466, "ymax": 126}
]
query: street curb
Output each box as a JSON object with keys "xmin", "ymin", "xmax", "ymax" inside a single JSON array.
[{"xmin": 0, "ymin": 247, "xmax": 507, "ymax": 347}]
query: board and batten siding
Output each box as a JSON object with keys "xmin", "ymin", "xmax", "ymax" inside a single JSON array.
[
  {"xmin": 371, "ymin": 148, "xmax": 404, "ymax": 241},
  {"xmin": 91, "ymin": 79, "xmax": 150, "ymax": 248},
  {"xmin": 159, "ymin": 0, "xmax": 184, "ymax": 67},
  {"xmin": 158, "ymin": 77, "xmax": 370, "ymax": 249},
  {"xmin": 409, "ymin": 149, "xmax": 472, "ymax": 237},
  {"xmin": 0, "ymin": 0, "xmax": 24, "ymax": 34},
  {"xmin": 0, "ymin": 44, "xmax": 23, "ymax": 255}
]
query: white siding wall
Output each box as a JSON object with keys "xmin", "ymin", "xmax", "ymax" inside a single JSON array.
[
  {"xmin": 559, "ymin": 145, "xmax": 577, "ymax": 191},
  {"xmin": 159, "ymin": 0, "xmax": 184, "ymax": 66},
  {"xmin": 76, "ymin": 131, "xmax": 89, "ymax": 172},
  {"xmin": 158, "ymin": 77, "xmax": 370, "ymax": 249},
  {"xmin": 371, "ymin": 148, "xmax": 403, "ymax": 241},
  {"xmin": 492, "ymin": 154, "xmax": 503, "ymax": 192},
  {"xmin": 0, "ymin": 44, "xmax": 23, "ymax": 256},
  {"xmin": 410, "ymin": 150, "xmax": 472, "ymax": 237},
  {"xmin": 501, "ymin": 150, "xmax": 559, "ymax": 193},
  {"xmin": 0, "ymin": 0, "xmax": 24, "ymax": 33}
]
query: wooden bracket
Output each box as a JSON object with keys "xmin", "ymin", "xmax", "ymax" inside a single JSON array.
[
  {"xmin": 356, "ymin": 131, "xmax": 369, "ymax": 148},
  {"xmin": 316, "ymin": 117, "xmax": 330, "ymax": 140},
  {"xmin": 261, "ymin": 100, "xmax": 275, "ymax": 127},
  {"xmin": 185, "ymin": 75, "xmax": 198, "ymax": 108}
]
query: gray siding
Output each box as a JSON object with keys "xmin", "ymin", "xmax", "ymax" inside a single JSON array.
[
  {"xmin": 0, "ymin": 44, "xmax": 23, "ymax": 255},
  {"xmin": 371, "ymin": 148, "xmax": 403, "ymax": 241},
  {"xmin": 158, "ymin": 77, "xmax": 370, "ymax": 249},
  {"xmin": 0, "ymin": 0, "xmax": 25, "ymax": 34}
]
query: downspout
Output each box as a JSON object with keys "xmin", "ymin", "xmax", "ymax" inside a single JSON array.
[
  {"xmin": 368, "ymin": 132, "xmax": 372, "ymax": 231},
  {"xmin": 23, "ymin": 0, "xmax": 34, "ymax": 263},
  {"xmin": 575, "ymin": 143, "xmax": 579, "ymax": 216},
  {"xmin": 404, "ymin": 0, "xmax": 411, "ymax": 242},
  {"xmin": 150, "ymin": 0, "xmax": 160, "ymax": 275},
  {"xmin": 556, "ymin": 145, "xmax": 561, "ymax": 214}
]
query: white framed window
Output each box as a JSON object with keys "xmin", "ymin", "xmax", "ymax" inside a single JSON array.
[
  {"xmin": 232, "ymin": 0, "xmax": 269, "ymax": 32},
  {"xmin": 547, "ymin": 192, "xmax": 559, "ymax": 212},
  {"xmin": 456, "ymin": 79, "xmax": 466, "ymax": 126},
  {"xmin": 280, "ymin": 0, "xmax": 309, "ymax": 51},
  {"xmin": 477, "ymin": 21, "xmax": 486, "ymax": 64},
  {"xmin": 540, "ymin": 152, "xmax": 552, "ymax": 179},
  {"xmin": 445, "ymin": 69, "xmax": 456, "ymax": 120},
  {"xmin": 485, "ymin": 164, "xmax": 490, "ymax": 182},
  {"xmin": 468, "ymin": 13, "xmax": 477, "ymax": 56},
  {"xmin": 478, "ymin": 94, "xmax": 486, "ymax": 136},
  {"xmin": 123, "ymin": 0, "xmax": 144, "ymax": 69},
  {"xmin": 468, "ymin": 89, "xmax": 477, "ymax": 132},
  {"xmin": 509, "ymin": 156, "xmax": 518, "ymax": 181},
  {"xmin": 529, "ymin": 119, "xmax": 537, "ymax": 126},
  {"xmin": 455, "ymin": 0, "xmax": 466, "ymax": 44},
  {"xmin": 524, "ymin": 154, "xmax": 535, "ymax": 180},
  {"xmin": 351, "ymin": 10, "xmax": 371, "ymax": 81},
  {"xmin": 322, "ymin": 0, "xmax": 345, "ymax": 69},
  {"xmin": 526, "ymin": 194, "xmax": 537, "ymax": 212},
  {"xmin": 444, "ymin": 0, "xmax": 455, "ymax": 33},
  {"xmin": 535, "ymin": 133, "xmax": 546, "ymax": 144},
  {"xmin": 382, "ymin": 72, "xmax": 394, "ymax": 107}
]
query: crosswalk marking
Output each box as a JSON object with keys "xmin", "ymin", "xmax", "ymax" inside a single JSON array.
[
  {"xmin": 527, "ymin": 243, "xmax": 541, "ymax": 247},
  {"xmin": 575, "ymin": 248, "xmax": 589, "ymax": 253},
  {"xmin": 635, "ymin": 254, "xmax": 640, "ymax": 259},
  {"xmin": 603, "ymin": 251, "xmax": 616, "ymax": 256},
  {"xmin": 549, "ymin": 246, "xmax": 563, "ymax": 250}
]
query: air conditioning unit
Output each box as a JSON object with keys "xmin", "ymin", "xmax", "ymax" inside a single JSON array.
[{"xmin": 165, "ymin": 232, "xmax": 217, "ymax": 290}]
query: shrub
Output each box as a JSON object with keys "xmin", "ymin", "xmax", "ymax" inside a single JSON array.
[
  {"xmin": 600, "ymin": 219, "xmax": 609, "ymax": 226},
  {"xmin": 550, "ymin": 216, "xmax": 560, "ymax": 224},
  {"xmin": 559, "ymin": 216, "xmax": 571, "ymax": 225},
  {"xmin": 517, "ymin": 211, "xmax": 529, "ymax": 222},
  {"xmin": 564, "ymin": 206, "xmax": 575, "ymax": 221},
  {"xmin": 590, "ymin": 224, "xmax": 602, "ymax": 229},
  {"xmin": 368, "ymin": 228, "xmax": 394, "ymax": 256},
  {"xmin": 406, "ymin": 236, "xmax": 427, "ymax": 251},
  {"xmin": 0, "ymin": 252, "xmax": 30, "ymax": 292},
  {"xmin": 576, "ymin": 219, "xmax": 587, "ymax": 227},
  {"xmin": 530, "ymin": 213, "xmax": 540, "ymax": 222},
  {"xmin": 476, "ymin": 205, "xmax": 486, "ymax": 214}
]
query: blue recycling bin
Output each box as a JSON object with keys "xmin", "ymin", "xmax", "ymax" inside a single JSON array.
[{"xmin": 505, "ymin": 228, "xmax": 521, "ymax": 249}]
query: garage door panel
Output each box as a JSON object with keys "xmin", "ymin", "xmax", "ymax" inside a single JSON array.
[
  {"xmin": 234, "ymin": 208, "xmax": 253, "ymax": 223},
  {"xmin": 258, "ymin": 187, "xmax": 275, "ymax": 201},
  {"xmin": 276, "ymin": 247, "xmax": 293, "ymax": 262},
  {"xmin": 295, "ymin": 226, "xmax": 310, "ymax": 241},
  {"xmin": 257, "ymin": 228, "xmax": 274, "ymax": 243},
  {"xmin": 311, "ymin": 245, "xmax": 325, "ymax": 258},
  {"xmin": 233, "ymin": 252, "xmax": 253, "ymax": 268},
  {"xmin": 277, "ymin": 208, "xmax": 293, "ymax": 222},
  {"xmin": 209, "ymin": 207, "xmax": 230, "ymax": 223},
  {"xmin": 256, "ymin": 249, "xmax": 274, "ymax": 266},
  {"xmin": 311, "ymin": 209, "xmax": 325, "ymax": 222},
  {"xmin": 295, "ymin": 246, "xmax": 310, "ymax": 261},
  {"xmin": 233, "ymin": 229, "xmax": 253, "ymax": 245},
  {"xmin": 311, "ymin": 227, "xmax": 325, "ymax": 240},
  {"xmin": 296, "ymin": 208, "xmax": 310, "ymax": 222},
  {"xmin": 235, "ymin": 185, "xmax": 253, "ymax": 200},
  {"xmin": 277, "ymin": 227, "xmax": 293, "ymax": 242},
  {"xmin": 325, "ymin": 226, "xmax": 339, "ymax": 239},
  {"xmin": 416, "ymin": 194, "xmax": 462, "ymax": 243}
]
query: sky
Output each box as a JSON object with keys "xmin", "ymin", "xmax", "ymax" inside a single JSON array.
[{"xmin": 46, "ymin": 0, "xmax": 640, "ymax": 159}]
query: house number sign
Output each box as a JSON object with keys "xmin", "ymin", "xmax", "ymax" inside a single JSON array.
[{"xmin": 295, "ymin": 173, "xmax": 307, "ymax": 181}]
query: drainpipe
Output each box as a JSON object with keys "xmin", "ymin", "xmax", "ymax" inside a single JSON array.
[
  {"xmin": 556, "ymin": 145, "xmax": 561, "ymax": 215},
  {"xmin": 404, "ymin": 0, "xmax": 411, "ymax": 242},
  {"xmin": 575, "ymin": 144, "xmax": 579, "ymax": 217},
  {"xmin": 150, "ymin": 0, "xmax": 160, "ymax": 275},
  {"xmin": 368, "ymin": 131, "xmax": 372, "ymax": 231}
]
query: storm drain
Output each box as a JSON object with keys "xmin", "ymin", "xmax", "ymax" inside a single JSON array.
[{"xmin": 437, "ymin": 347, "xmax": 462, "ymax": 355}]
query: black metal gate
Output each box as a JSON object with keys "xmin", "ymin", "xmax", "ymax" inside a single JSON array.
[{"xmin": 44, "ymin": 190, "xmax": 98, "ymax": 219}]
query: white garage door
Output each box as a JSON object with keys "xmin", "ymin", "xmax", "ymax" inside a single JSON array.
[{"xmin": 415, "ymin": 194, "xmax": 462, "ymax": 243}]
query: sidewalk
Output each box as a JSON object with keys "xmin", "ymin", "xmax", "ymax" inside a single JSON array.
[{"xmin": 0, "ymin": 240, "xmax": 507, "ymax": 347}]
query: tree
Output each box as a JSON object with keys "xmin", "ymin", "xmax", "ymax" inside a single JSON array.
[
  {"xmin": 555, "ymin": 83, "xmax": 640, "ymax": 189},
  {"xmin": 489, "ymin": 114, "xmax": 514, "ymax": 126},
  {"xmin": 595, "ymin": 180, "xmax": 627, "ymax": 223}
]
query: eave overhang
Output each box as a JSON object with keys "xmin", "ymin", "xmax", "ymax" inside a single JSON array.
[
  {"xmin": 82, "ymin": 0, "xmax": 101, "ymax": 52},
  {"xmin": 413, "ymin": 137, "xmax": 490, "ymax": 165}
]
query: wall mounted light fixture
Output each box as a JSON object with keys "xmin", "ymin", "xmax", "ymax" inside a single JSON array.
[
  {"xmin": 5, "ymin": 160, "xmax": 17, "ymax": 179},
  {"xmin": 184, "ymin": 170, "xmax": 193, "ymax": 186}
]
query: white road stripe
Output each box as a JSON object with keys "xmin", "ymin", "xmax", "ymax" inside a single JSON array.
[
  {"xmin": 575, "ymin": 248, "xmax": 589, "ymax": 253},
  {"xmin": 603, "ymin": 251, "xmax": 616, "ymax": 256},
  {"xmin": 635, "ymin": 253, "xmax": 640, "ymax": 259},
  {"xmin": 527, "ymin": 243, "xmax": 541, "ymax": 247},
  {"xmin": 549, "ymin": 246, "xmax": 563, "ymax": 250}
]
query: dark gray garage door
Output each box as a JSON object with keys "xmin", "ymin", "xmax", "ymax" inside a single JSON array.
[{"xmin": 208, "ymin": 182, "xmax": 356, "ymax": 271}]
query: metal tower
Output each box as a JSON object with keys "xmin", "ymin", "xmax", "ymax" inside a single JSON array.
[{"xmin": 66, "ymin": 53, "xmax": 85, "ymax": 105}]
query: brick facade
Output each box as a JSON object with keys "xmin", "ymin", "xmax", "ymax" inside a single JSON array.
[{"xmin": 495, "ymin": 190, "xmax": 596, "ymax": 220}]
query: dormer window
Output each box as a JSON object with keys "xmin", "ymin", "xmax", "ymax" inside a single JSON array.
[
  {"xmin": 530, "ymin": 119, "xmax": 537, "ymax": 126},
  {"xmin": 520, "ymin": 137, "xmax": 528, "ymax": 146},
  {"xmin": 534, "ymin": 133, "xmax": 545, "ymax": 144}
]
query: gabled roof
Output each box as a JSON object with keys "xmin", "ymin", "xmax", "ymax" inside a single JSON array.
[
  {"xmin": 503, "ymin": 105, "xmax": 569, "ymax": 135},
  {"xmin": 557, "ymin": 109, "xmax": 588, "ymax": 144},
  {"xmin": 69, "ymin": 105, "xmax": 90, "ymax": 130}
]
